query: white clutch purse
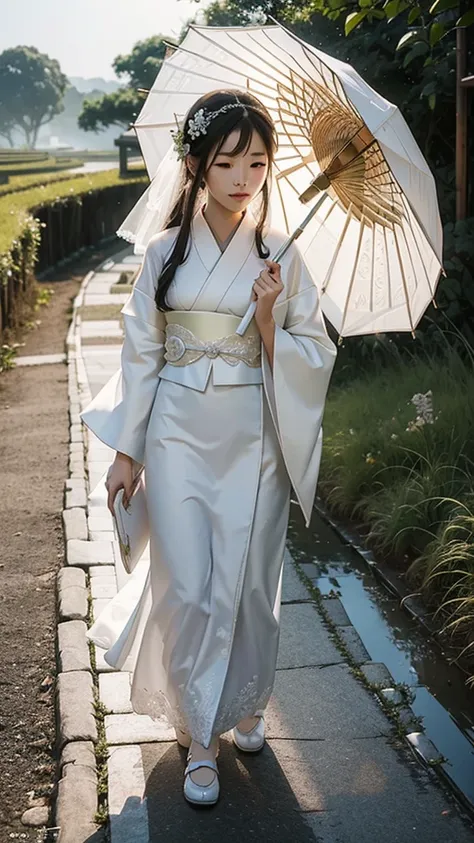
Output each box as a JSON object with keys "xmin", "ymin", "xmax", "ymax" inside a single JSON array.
[{"xmin": 112, "ymin": 466, "xmax": 150, "ymax": 574}]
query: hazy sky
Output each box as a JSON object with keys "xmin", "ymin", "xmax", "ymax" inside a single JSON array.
[{"xmin": 0, "ymin": 0, "xmax": 210, "ymax": 80}]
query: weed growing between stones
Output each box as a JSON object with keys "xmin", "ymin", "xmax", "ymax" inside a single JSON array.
[{"xmin": 86, "ymin": 578, "xmax": 112, "ymax": 829}]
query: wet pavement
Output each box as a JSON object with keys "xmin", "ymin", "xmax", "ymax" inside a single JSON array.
[{"xmin": 288, "ymin": 503, "xmax": 474, "ymax": 814}]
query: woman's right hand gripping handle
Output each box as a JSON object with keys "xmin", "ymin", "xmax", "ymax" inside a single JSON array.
[{"xmin": 105, "ymin": 453, "xmax": 134, "ymax": 515}]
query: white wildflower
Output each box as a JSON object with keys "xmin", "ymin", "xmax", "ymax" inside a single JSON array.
[
  {"xmin": 410, "ymin": 390, "xmax": 433, "ymax": 424},
  {"xmin": 406, "ymin": 389, "xmax": 434, "ymax": 431}
]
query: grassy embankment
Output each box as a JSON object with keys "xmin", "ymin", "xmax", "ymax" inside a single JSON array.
[
  {"xmin": 0, "ymin": 167, "xmax": 145, "ymax": 255},
  {"xmin": 0, "ymin": 155, "xmax": 83, "ymax": 176},
  {"xmin": 0, "ymin": 170, "xmax": 87, "ymax": 197},
  {"xmin": 320, "ymin": 343, "xmax": 474, "ymax": 681},
  {"xmin": 0, "ymin": 167, "xmax": 147, "ymax": 366}
]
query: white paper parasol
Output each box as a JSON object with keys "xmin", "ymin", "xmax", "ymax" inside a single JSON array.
[{"xmin": 122, "ymin": 20, "xmax": 443, "ymax": 338}]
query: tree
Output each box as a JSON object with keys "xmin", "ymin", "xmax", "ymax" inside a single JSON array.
[
  {"xmin": 113, "ymin": 36, "xmax": 170, "ymax": 89},
  {"xmin": 202, "ymin": 0, "xmax": 296, "ymax": 25},
  {"xmin": 78, "ymin": 36, "xmax": 174, "ymax": 133},
  {"xmin": 0, "ymin": 46, "xmax": 68, "ymax": 148},
  {"xmin": 0, "ymin": 104, "xmax": 15, "ymax": 147},
  {"xmin": 78, "ymin": 88, "xmax": 142, "ymax": 132}
]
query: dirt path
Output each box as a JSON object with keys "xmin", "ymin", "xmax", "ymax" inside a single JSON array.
[{"xmin": 0, "ymin": 244, "xmax": 120, "ymax": 840}]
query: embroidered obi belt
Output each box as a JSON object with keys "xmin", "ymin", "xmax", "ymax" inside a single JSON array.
[{"xmin": 158, "ymin": 311, "xmax": 263, "ymax": 392}]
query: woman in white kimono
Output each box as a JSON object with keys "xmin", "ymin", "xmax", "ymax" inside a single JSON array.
[{"xmin": 80, "ymin": 89, "xmax": 337, "ymax": 805}]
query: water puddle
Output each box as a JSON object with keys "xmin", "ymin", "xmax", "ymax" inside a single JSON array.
[{"xmin": 287, "ymin": 502, "xmax": 474, "ymax": 810}]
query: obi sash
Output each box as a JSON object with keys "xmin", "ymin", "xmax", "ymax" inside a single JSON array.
[{"xmin": 158, "ymin": 311, "xmax": 263, "ymax": 391}]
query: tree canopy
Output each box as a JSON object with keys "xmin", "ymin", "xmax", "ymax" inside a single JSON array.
[
  {"xmin": 78, "ymin": 36, "xmax": 173, "ymax": 133},
  {"xmin": 0, "ymin": 46, "xmax": 68, "ymax": 148},
  {"xmin": 78, "ymin": 87, "xmax": 143, "ymax": 133}
]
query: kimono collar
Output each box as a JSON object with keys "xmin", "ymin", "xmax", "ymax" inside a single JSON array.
[{"xmin": 191, "ymin": 204, "xmax": 257, "ymax": 274}]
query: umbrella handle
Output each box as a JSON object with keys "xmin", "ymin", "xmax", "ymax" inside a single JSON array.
[
  {"xmin": 236, "ymin": 301, "xmax": 257, "ymax": 336},
  {"xmin": 235, "ymin": 191, "xmax": 327, "ymax": 337}
]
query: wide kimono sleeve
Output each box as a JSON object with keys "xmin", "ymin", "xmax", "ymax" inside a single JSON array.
[
  {"xmin": 262, "ymin": 242, "xmax": 337, "ymax": 527},
  {"xmin": 79, "ymin": 237, "xmax": 166, "ymax": 465}
]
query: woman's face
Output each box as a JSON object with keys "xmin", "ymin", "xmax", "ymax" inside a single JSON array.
[{"xmin": 202, "ymin": 128, "xmax": 270, "ymax": 213}]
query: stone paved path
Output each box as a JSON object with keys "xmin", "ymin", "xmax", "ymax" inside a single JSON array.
[{"xmin": 66, "ymin": 249, "xmax": 474, "ymax": 843}]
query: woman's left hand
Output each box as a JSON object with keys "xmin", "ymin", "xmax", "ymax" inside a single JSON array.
[{"xmin": 252, "ymin": 259, "xmax": 284, "ymax": 328}]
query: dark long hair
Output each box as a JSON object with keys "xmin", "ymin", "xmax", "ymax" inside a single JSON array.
[{"xmin": 155, "ymin": 89, "xmax": 277, "ymax": 311}]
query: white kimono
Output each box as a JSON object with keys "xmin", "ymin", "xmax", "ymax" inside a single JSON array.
[{"xmin": 80, "ymin": 205, "xmax": 337, "ymax": 748}]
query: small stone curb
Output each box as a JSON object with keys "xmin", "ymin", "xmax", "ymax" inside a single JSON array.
[
  {"xmin": 56, "ymin": 671, "xmax": 98, "ymax": 748},
  {"xmin": 57, "ymin": 567, "xmax": 88, "ymax": 621},
  {"xmin": 55, "ymin": 755, "xmax": 101, "ymax": 843},
  {"xmin": 57, "ymin": 620, "xmax": 91, "ymax": 673},
  {"xmin": 62, "ymin": 508, "xmax": 88, "ymax": 541},
  {"xmin": 55, "ymin": 741, "xmax": 102, "ymax": 842},
  {"xmin": 64, "ymin": 477, "xmax": 87, "ymax": 509},
  {"xmin": 60, "ymin": 739, "xmax": 97, "ymax": 773},
  {"xmin": 54, "ymin": 262, "xmax": 116, "ymax": 842}
]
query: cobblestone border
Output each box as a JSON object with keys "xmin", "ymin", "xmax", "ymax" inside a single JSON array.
[
  {"xmin": 312, "ymin": 496, "xmax": 474, "ymax": 819},
  {"xmin": 55, "ymin": 254, "xmax": 151, "ymax": 843},
  {"xmin": 54, "ymin": 267, "xmax": 105, "ymax": 843}
]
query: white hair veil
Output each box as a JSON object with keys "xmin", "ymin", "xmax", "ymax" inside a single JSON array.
[{"xmin": 116, "ymin": 144, "xmax": 189, "ymax": 255}]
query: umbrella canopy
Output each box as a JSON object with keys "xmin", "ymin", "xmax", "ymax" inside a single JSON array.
[{"xmin": 129, "ymin": 21, "xmax": 443, "ymax": 337}]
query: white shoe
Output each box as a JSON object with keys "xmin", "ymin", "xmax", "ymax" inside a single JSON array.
[
  {"xmin": 183, "ymin": 754, "xmax": 220, "ymax": 805},
  {"xmin": 232, "ymin": 709, "xmax": 265, "ymax": 752}
]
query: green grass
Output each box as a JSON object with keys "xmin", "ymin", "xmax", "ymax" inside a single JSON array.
[
  {"xmin": 0, "ymin": 170, "xmax": 85, "ymax": 197},
  {"xmin": 320, "ymin": 343, "xmax": 474, "ymax": 676},
  {"xmin": 0, "ymin": 168, "xmax": 148, "ymax": 254},
  {"xmin": 0, "ymin": 151, "xmax": 48, "ymax": 163},
  {"xmin": 321, "ymin": 345, "xmax": 474, "ymax": 555},
  {"xmin": 410, "ymin": 505, "xmax": 474, "ymax": 674}
]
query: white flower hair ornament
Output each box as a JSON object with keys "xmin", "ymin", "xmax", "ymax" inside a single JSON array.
[{"xmin": 170, "ymin": 99, "xmax": 253, "ymax": 161}]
